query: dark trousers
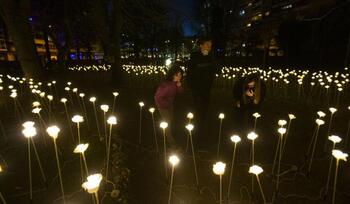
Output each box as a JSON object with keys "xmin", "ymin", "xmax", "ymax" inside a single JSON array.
[{"xmin": 192, "ymin": 91, "xmax": 211, "ymax": 148}]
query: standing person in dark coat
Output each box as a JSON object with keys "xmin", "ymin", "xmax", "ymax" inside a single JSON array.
[
  {"xmin": 155, "ymin": 65, "xmax": 184, "ymax": 149},
  {"xmin": 232, "ymin": 73, "xmax": 266, "ymax": 135},
  {"xmin": 187, "ymin": 37, "xmax": 218, "ymax": 148}
]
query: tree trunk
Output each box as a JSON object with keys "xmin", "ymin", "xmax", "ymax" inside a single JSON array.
[
  {"xmin": 110, "ymin": 0, "xmax": 123, "ymax": 88},
  {"xmin": 344, "ymin": 30, "xmax": 350, "ymax": 67},
  {"xmin": 43, "ymin": 27, "xmax": 52, "ymax": 68},
  {"xmin": 0, "ymin": 18, "xmax": 10, "ymax": 60},
  {"xmin": 0, "ymin": 0, "xmax": 43, "ymax": 80},
  {"xmin": 53, "ymin": 0, "xmax": 72, "ymax": 70}
]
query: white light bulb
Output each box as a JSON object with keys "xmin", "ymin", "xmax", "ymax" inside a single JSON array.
[
  {"xmin": 74, "ymin": 143, "xmax": 89, "ymax": 153},
  {"xmin": 278, "ymin": 127, "xmax": 286, "ymax": 135},
  {"xmin": 247, "ymin": 132, "xmax": 258, "ymax": 140},
  {"xmin": 332, "ymin": 149, "xmax": 348, "ymax": 161},
  {"xmin": 288, "ymin": 114, "xmax": 296, "ymax": 120},
  {"xmin": 148, "ymin": 107, "xmax": 155, "ymax": 113},
  {"xmin": 89, "ymin": 97, "xmax": 96, "ymax": 102},
  {"xmin": 185, "ymin": 124, "xmax": 194, "ymax": 131},
  {"xmin": 317, "ymin": 111, "xmax": 326, "ymax": 118},
  {"xmin": 72, "ymin": 115, "xmax": 84, "ymax": 123},
  {"xmin": 107, "ymin": 116, "xmax": 117, "ymax": 125},
  {"xmin": 278, "ymin": 120, "xmax": 287, "ymax": 127},
  {"xmin": 160, "ymin": 122, "xmax": 168, "ymax": 129},
  {"xmin": 249, "ymin": 165, "xmax": 263, "ymax": 175},
  {"xmin": 230, "ymin": 135, "xmax": 241, "ymax": 143},
  {"xmin": 139, "ymin": 102, "xmax": 145, "ymax": 107},
  {"xmin": 100, "ymin": 104, "xmax": 109, "ymax": 112},
  {"xmin": 46, "ymin": 126, "xmax": 60, "ymax": 139},
  {"xmin": 32, "ymin": 101, "xmax": 40, "ymax": 107},
  {"xmin": 32, "ymin": 107, "xmax": 41, "ymax": 114},
  {"xmin": 113, "ymin": 92, "xmax": 119, "ymax": 97},
  {"xmin": 169, "ymin": 155, "xmax": 180, "ymax": 166},
  {"xmin": 329, "ymin": 107, "xmax": 337, "ymax": 114},
  {"xmin": 60, "ymin": 98, "xmax": 67, "ymax": 103},
  {"xmin": 22, "ymin": 121, "xmax": 35, "ymax": 128},
  {"xmin": 187, "ymin": 112, "xmax": 194, "ymax": 119},
  {"xmin": 253, "ymin": 112, "xmax": 261, "ymax": 118},
  {"xmin": 218, "ymin": 113, "xmax": 225, "ymax": 119},
  {"xmin": 82, "ymin": 174, "xmax": 103, "ymax": 194},
  {"xmin": 328, "ymin": 135, "xmax": 342, "ymax": 144},
  {"xmin": 213, "ymin": 162, "xmax": 226, "ymax": 175},
  {"xmin": 22, "ymin": 127, "xmax": 37, "ymax": 138},
  {"xmin": 316, "ymin": 119, "xmax": 325, "ymax": 126}
]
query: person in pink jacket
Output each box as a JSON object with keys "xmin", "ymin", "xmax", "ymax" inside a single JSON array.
[{"xmin": 154, "ymin": 65, "xmax": 184, "ymax": 149}]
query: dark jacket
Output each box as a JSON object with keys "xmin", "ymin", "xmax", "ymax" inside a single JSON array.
[
  {"xmin": 232, "ymin": 76, "xmax": 266, "ymax": 110},
  {"xmin": 186, "ymin": 51, "xmax": 218, "ymax": 93}
]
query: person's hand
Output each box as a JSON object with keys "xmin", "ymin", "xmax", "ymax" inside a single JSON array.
[
  {"xmin": 246, "ymin": 89, "xmax": 254, "ymax": 97},
  {"xmin": 176, "ymin": 81, "xmax": 182, "ymax": 87}
]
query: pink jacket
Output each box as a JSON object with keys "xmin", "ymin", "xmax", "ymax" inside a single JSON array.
[{"xmin": 154, "ymin": 81, "xmax": 183, "ymax": 109}]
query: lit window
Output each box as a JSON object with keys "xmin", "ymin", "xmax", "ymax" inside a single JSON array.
[
  {"xmin": 239, "ymin": 10, "xmax": 245, "ymax": 16},
  {"xmin": 282, "ymin": 4, "xmax": 292, "ymax": 10}
]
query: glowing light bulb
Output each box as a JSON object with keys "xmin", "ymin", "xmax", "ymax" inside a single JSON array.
[
  {"xmin": 82, "ymin": 174, "xmax": 103, "ymax": 194},
  {"xmin": 249, "ymin": 165, "xmax": 263, "ymax": 175},
  {"xmin": 47, "ymin": 95, "xmax": 53, "ymax": 101},
  {"xmin": 10, "ymin": 92, "xmax": 17, "ymax": 98},
  {"xmin": 22, "ymin": 126, "xmax": 37, "ymax": 138},
  {"xmin": 187, "ymin": 112, "xmax": 194, "ymax": 119},
  {"xmin": 22, "ymin": 121, "xmax": 35, "ymax": 128},
  {"xmin": 32, "ymin": 107, "xmax": 41, "ymax": 114},
  {"xmin": 139, "ymin": 102, "xmax": 145, "ymax": 107},
  {"xmin": 100, "ymin": 104, "xmax": 109, "ymax": 112},
  {"xmin": 329, "ymin": 107, "xmax": 337, "ymax": 114},
  {"xmin": 278, "ymin": 120, "xmax": 287, "ymax": 127},
  {"xmin": 332, "ymin": 150, "xmax": 348, "ymax": 161},
  {"xmin": 328, "ymin": 135, "xmax": 342, "ymax": 144},
  {"xmin": 185, "ymin": 124, "xmax": 194, "ymax": 131},
  {"xmin": 113, "ymin": 92, "xmax": 119, "ymax": 97},
  {"xmin": 169, "ymin": 155, "xmax": 180, "ymax": 166},
  {"xmin": 218, "ymin": 113, "xmax": 225, "ymax": 119},
  {"xmin": 247, "ymin": 132, "xmax": 258, "ymax": 140},
  {"xmin": 213, "ymin": 162, "xmax": 226, "ymax": 175},
  {"xmin": 46, "ymin": 126, "xmax": 60, "ymax": 139},
  {"xmin": 72, "ymin": 115, "xmax": 84, "ymax": 123},
  {"xmin": 317, "ymin": 111, "xmax": 326, "ymax": 118},
  {"xmin": 60, "ymin": 98, "xmax": 67, "ymax": 103},
  {"xmin": 160, "ymin": 122, "xmax": 168, "ymax": 129},
  {"xmin": 316, "ymin": 119, "xmax": 325, "ymax": 126},
  {"xmin": 32, "ymin": 101, "xmax": 40, "ymax": 107},
  {"xmin": 89, "ymin": 97, "xmax": 96, "ymax": 102},
  {"xmin": 74, "ymin": 143, "xmax": 89, "ymax": 153},
  {"xmin": 230, "ymin": 135, "xmax": 241, "ymax": 143},
  {"xmin": 148, "ymin": 107, "xmax": 155, "ymax": 113},
  {"xmin": 288, "ymin": 114, "xmax": 296, "ymax": 120},
  {"xmin": 107, "ymin": 116, "xmax": 117, "ymax": 125},
  {"xmin": 278, "ymin": 127, "xmax": 286, "ymax": 135},
  {"xmin": 253, "ymin": 112, "xmax": 261, "ymax": 118}
]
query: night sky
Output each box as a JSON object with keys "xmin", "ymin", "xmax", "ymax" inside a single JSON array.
[{"xmin": 168, "ymin": 0, "xmax": 198, "ymax": 37}]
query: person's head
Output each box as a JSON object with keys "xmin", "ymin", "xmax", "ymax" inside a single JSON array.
[
  {"xmin": 198, "ymin": 37, "xmax": 212, "ymax": 56},
  {"xmin": 242, "ymin": 74, "xmax": 262, "ymax": 104},
  {"xmin": 165, "ymin": 64, "xmax": 184, "ymax": 82}
]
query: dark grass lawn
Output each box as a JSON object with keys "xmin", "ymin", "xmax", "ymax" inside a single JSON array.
[{"xmin": 0, "ymin": 70, "xmax": 349, "ymax": 204}]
